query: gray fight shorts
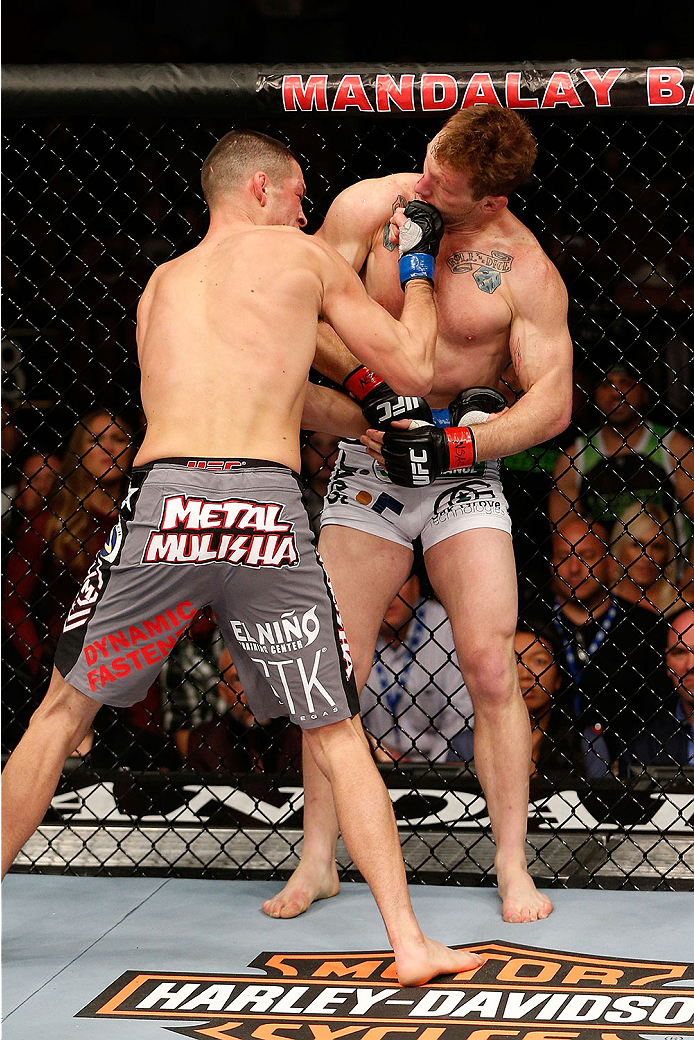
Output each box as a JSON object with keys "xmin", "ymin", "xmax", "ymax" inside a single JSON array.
[{"xmin": 55, "ymin": 458, "xmax": 359, "ymax": 729}]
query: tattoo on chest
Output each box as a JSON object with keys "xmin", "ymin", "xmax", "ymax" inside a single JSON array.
[
  {"xmin": 446, "ymin": 249, "xmax": 514, "ymax": 294},
  {"xmin": 382, "ymin": 194, "xmax": 409, "ymax": 251}
]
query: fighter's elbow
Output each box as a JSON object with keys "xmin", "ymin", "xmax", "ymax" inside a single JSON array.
[
  {"xmin": 553, "ymin": 398, "xmax": 573, "ymax": 437},
  {"xmin": 394, "ymin": 361, "xmax": 434, "ymax": 397}
]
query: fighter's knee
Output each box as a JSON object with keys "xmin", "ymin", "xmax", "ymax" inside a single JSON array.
[
  {"xmin": 461, "ymin": 648, "xmax": 518, "ymax": 707},
  {"xmin": 304, "ymin": 716, "xmax": 364, "ymax": 766}
]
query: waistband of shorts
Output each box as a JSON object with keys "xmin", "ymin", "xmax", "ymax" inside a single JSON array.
[{"xmin": 133, "ymin": 457, "xmax": 297, "ymax": 475}]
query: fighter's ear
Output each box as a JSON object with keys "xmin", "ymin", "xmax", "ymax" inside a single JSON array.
[
  {"xmin": 483, "ymin": 195, "xmax": 508, "ymax": 214},
  {"xmin": 252, "ymin": 171, "xmax": 269, "ymax": 205}
]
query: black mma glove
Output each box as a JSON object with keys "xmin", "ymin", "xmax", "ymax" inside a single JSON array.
[
  {"xmin": 343, "ymin": 366, "xmax": 433, "ymax": 430},
  {"xmin": 380, "ymin": 385, "xmax": 507, "ymax": 487},
  {"xmin": 397, "ymin": 200, "xmax": 444, "ymax": 289},
  {"xmin": 449, "ymin": 386, "xmax": 508, "ymax": 427}
]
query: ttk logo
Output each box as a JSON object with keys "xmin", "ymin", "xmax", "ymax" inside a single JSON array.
[
  {"xmin": 142, "ymin": 495, "xmax": 299, "ymax": 568},
  {"xmin": 78, "ymin": 940, "xmax": 694, "ymax": 1039}
]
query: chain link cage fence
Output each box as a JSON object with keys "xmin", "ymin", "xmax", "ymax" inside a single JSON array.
[{"xmin": 2, "ymin": 62, "xmax": 693, "ymax": 889}]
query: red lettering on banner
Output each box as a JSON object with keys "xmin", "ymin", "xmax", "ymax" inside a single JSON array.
[
  {"xmin": 461, "ymin": 73, "xmax": 502, "ymax": 108},
  {"xmin": 333, "ymin": 75, "xmax": 374, "ymax": 112},
  {"xmin": 505, "ymin": 73, "xmax": 539, "ymax": 108},
  {"xmin": 647, "ymin": 66, "xmax": 687, "ymax": 105},
  {"xmin": 99, "ymin": 664, "xmax": 115, "ymax": 685},
  {"xmin": 282, "ymin": 75, "xmax": 328, "ymax": 112},
  {"xmin": 85, "ymin": 645, "xmax": 98, "ymax": 666},
  {"xmin": 375, "ymin": 74, "xmax": 416, "ymax": 112},
  {"xmin": 421, "ymin": 74, "xmax": 458, "ymax": 111},
  {"xmin": 541, "ymin": 72, "xmax": 584, "ymax": 108},
  {"xmin": 580, "ymin": 67, "xmax": 625, "ymax": 106},
  {"xmin": 112, "ymin": 658, "xmax": 131, "ymax": 678},
  {"xmin": 128, "ymin": 625, "xmax": 148, "ymax": 645}
]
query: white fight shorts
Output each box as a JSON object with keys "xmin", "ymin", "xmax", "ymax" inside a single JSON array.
[{"xmin": 321, "ymin": 441, "xmax": 512, "ymax": 551}]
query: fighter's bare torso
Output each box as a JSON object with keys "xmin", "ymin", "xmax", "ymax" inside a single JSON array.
[
  {"xmin": 323, "ymin": 173, "xmax": 556, "ymax": 409},
  {"xmin": 134, "ymin": 226, "xmax": 323, "ymax": 469}
]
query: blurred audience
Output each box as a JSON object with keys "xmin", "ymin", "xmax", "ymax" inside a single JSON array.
[
  {"xmin": 549, "ymin": 512, "xmax": 672, "ymax": 778},
  {"xmin": 160, "ymin": 611, "xmax": 228, "ymax": 758},
  {"xmin": 609, "ymin": 501, "xmax": 683, "ymax": 616},
  {"xmin": 514, "ymin": 618, "xmax": 580, "ymax": 780},
  {"xmin": 2, "ymin": 408, "xmax": 135, "ymax": 748},
  {"xmin": 186, "ymin": 644, "xmax": 302, "ymax": 774},
  {"xmin": 661, "ymin": 606, "xmax": 694, "ymax": 766},
  {"xmin": 1, "ymin": 400, "xmax": 25, "ymax": 528},
  {"xmin": 550, "ymin": 359, "xmax": 694, "ymax": 570},
  {"xmin": 360, "ymin": 573, "xmax": 473, "ymax": 764},
  {"xmin": 627, "ymin": 606, "xmax": 694, "ymax": 770}
]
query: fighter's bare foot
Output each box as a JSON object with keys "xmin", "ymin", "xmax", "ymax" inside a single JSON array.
[
  {"xmin": 496, "ymin": 857, "xmax": 553, "ymax": 923},
  {"xmin": 262, "ymin": 862, "xmax": 340, "ymax": 919},
  {"xmin": 394, "ymin": 936, "xmax": 484, "ymax": 988}
]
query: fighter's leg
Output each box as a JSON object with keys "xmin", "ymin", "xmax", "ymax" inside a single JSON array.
[
  {"xmin": 425, "ymin": 529, "xmax": 552, "ymax": 923},
  {"xmin": 1, "ymin": 667, "xmax": 101, "ymax": 878},
  {"xmin": 304, "ymin": 713, "xmax": 483, "ymax": 985},
  {"xmin": 262, "ymin": 525, "xmax": 413, "ymax": 919}
]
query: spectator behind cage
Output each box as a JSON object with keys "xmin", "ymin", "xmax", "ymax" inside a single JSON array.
[
  {"xmin": 549, "ymin": 359, "xmax": 694, "ymax": 569},
  {"xmin": 609, "ymin": 501, "xmax": 683, "ymax": 617},
  {"xmin": 1, "ymin": 400, "xmax": 25, "ymax": 530},
  {"xmin": 2, "ymin": 410, "xmax": 134, "ymax": 718},
  {"xmin": 549, "ymin": 513, "xmax": 672, "ymax": 778},
  {"xmin": 186, "ymin": 645, "xmax": 301, "ymax": 774},
  {"xmin": 6, "ymin": 449, "xmax": 61, "ymax": 534},
  {"xmin": 514, "ymin": 618, "xmax": 579, "ymax": 781},
  {"xmin": 360, "ymin": 573, "xmax": 473, "ymax": 764},
  {"xmin": 160, "ymin": 610, "xmax": 228, "ymax": 758},
  {"xmin": 629, "ymin": 606, "xmax": 694, "ymax": 770}
]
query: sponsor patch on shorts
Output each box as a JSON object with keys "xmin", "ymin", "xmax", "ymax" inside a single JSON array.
[{"xmin": 142, "ymin": 495, "xmax": 299, "ymax": 567}]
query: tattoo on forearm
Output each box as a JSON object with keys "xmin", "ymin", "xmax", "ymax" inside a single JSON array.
[
  {"xmin": 446, "ymin": 249, "xmax": 514, "ymax": 294},
  {"xmin": 383, "ymin": 194, "xmax": 409, "ymax": 251}
]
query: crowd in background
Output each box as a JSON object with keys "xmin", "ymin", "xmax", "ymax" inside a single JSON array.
[
  {"xmin": 2, "ymin": 103, "xmax": 693, "ymax": 794},
  {"xmin": 2, "ymin": 352, "xmax": 694, "ymax": 785}
]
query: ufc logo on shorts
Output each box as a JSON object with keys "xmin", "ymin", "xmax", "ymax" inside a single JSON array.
[
  {"xmin": 408, "ymin": 447, "xmax": 431, "ymax": 486},
  {"xmin": 376, "ymin": 396, "xmax": 423, "ymax": 423},
  {"xmin": 186, "ymin": 460, "xmax": 245, "ymax": 470}
]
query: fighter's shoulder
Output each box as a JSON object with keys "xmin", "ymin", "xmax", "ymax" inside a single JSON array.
[
  {"xmin": 324, "ymin": 173, "xmax": 417, "ymax": 224},
  {"xmin": 503, "ymin": 215, "xmax": 568, "ymax": 301}
]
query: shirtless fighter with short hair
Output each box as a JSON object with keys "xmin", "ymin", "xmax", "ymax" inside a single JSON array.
[
  {"xmin": 1, "ymin": 129, "xmax": 483, "ymax": 985},
  {"xmin": 263, "ymin": 105, "xmax": 574, "ymax": 925}
]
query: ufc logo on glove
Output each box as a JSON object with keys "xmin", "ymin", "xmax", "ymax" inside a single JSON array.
[{"xmin": 408, "ymin": 448, "xmax": 432, "ymax": 486}]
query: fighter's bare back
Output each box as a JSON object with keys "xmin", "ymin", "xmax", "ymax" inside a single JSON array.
[
  {"xmin": 135, "ymin": 226, "xmax": 324, "ymax": 470},
  {"xmin": 319, "ymin": 172, "xmax": 564, "ymax": 410}
]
